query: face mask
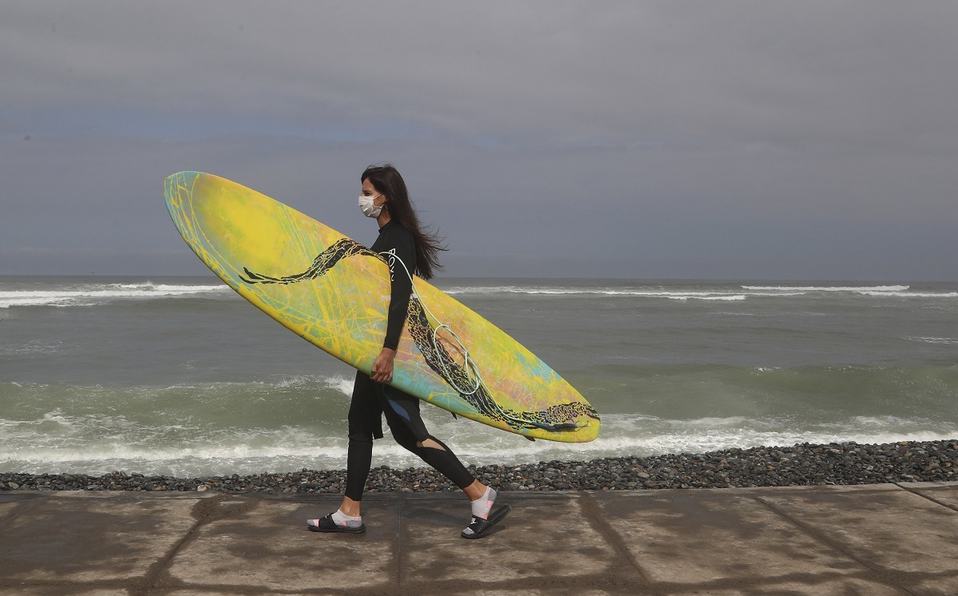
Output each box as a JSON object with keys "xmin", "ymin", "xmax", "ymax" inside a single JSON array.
[{"xmin": 358, "ymin": 193, "xmax": 383, "ymax": 218}]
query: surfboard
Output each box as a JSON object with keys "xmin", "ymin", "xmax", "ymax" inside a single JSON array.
[{"xmin": 163, "ymin": 171, "xmax": 599, "ymax": 442}]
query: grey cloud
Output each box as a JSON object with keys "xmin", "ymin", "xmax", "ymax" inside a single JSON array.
[{"xmin": 0, "ymin": 1, "xmax": 956, "ymax": 280}]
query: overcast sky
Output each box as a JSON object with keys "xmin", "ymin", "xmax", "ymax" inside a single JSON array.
[{"xmin": 1, "ymin": 1, "xmax": 956, "ymax": 280}]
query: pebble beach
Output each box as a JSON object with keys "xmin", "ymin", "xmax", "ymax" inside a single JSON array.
[{"xmin": 3, "ymin": 438, "xmax": 955, "ymax": 494}]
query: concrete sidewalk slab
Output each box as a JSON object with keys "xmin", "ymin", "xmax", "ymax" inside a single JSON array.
[
  {"xmin": 903, "ymin": 482, "xmax": 958, "ymax": 511},
  {"xmin": 167, "ymin": 496, "xmax": 398, "ymax": 592},
  {"xmin": 759, "ymin": 484, "xmax": 958, "ymax": 595},
  {"xmin": 0, "ymin": 491, "xmax": 210, "ymax": 585},
  {"xmin": 0, "ymin": 482, "xmax": 956, "ymax": 595},
  {"xmin": 399, "ymin": 493, "xmax": 616, "ymax": 587},
  {"xmin": 592, "ymin": 489, "xmax": 870, "ymax": 585}
]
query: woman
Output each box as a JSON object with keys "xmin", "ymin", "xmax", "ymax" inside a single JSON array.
[{"xmin": 307, "ymin": 164, "xmax": 509, "ymax": 539}]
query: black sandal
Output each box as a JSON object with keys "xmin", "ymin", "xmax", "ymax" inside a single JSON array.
[
  {"xmin": 306, "ymin": 513, "xmax": 366, "ymax": 534},
  {"xmin": 461, "ymin": 504, "xmax": 511, "ymax": 539}
]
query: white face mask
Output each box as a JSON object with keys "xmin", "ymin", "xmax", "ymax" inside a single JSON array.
[{"xmin": 358, "ymin": 193, "xmax": 383, "ymax": 218}]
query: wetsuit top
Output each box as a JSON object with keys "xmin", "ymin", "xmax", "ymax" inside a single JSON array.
[{"xmin": 370, "ymin": 218, "xmax": 417, "ymax": 351}]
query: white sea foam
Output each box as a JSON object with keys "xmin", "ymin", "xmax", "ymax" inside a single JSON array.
[
  {"xmin": 325, "ymin": 376, "xmax": 356, "ymax": 396},
  {"xmin": 906, "ymin": 336, "xmax": 958, "ymax": 345},
  {"xmin": 209, "ymin": 375, "xmax": 355, "ymax": 395},
  {"xmin": 274, "ymin": 374, "xmax": 355, "ymax": 396},
  {"xmin": 441, "ymin": 286, "xmax": 796, "ymax": 301},
  {"xmin": 3, "ymin": 412, "xmax": 956, "ymax": 476},
  {"xmin": 742, "ymin": 285, "xmax": 910, "ymax": 292},
  {"xmin": 0, "ymin": 340, "xmax": 65, "ymax": 355},
  {"xmin": 857, "ymin": 290, "xmax": 958, "ymax": 298},
  {"xmin": 667, "ymin": 294, "xmax": 747, "ymax": 301},
  {"xmin": 741, "ymin": 284, "xmax": 958, "ymax": 299},
  {"xmin": 0, "ymin": 282, "xmax": 230, "ymax": 308}
]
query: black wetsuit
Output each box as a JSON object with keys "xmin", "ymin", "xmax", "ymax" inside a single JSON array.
[{"xmin": 344, "ymin": 218, "xmax": 475, "ymax": 500}]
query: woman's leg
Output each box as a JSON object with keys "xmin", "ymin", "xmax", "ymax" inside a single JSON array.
[
  {"xmin": 380, "ymin": 387, "xmax": 478, "ymax": 492},
  {"xmin": 308, "ymin": 372, "xmax": 376, "ymax": 531},
  {"xmin": 342, "ymin": 372, "xmax": 378, "ymax": 514},
  {"xmin": 418, "ymin": 434, "xmax": 489, "ymax": 500},
  {"xmin": 380, "ymin": 387, "xmax": 508, "ymax": 538}
]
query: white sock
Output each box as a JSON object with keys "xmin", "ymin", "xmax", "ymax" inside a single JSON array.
[
  {"xmin": 470, "ymin": 486, "xmax": 496, "ymax": 520},
  {"xmin": 331, "ymin": 508, "xmax": 363, "ymax": 528}
]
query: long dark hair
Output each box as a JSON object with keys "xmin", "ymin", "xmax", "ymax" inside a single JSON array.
[{"xmin": 361, "ymin": 163, "xmax": 446, "ymax": 280}]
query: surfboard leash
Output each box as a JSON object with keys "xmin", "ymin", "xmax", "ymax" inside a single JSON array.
[
  {"xmin": 380, "ymin": 249, "xmax": 590, "ymax": 435},
  {"xmin": 379, "ymin": 248, "xmax": 484, "ymax": 396}
]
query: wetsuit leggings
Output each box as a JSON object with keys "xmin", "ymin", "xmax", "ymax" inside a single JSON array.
[{"xmin": 345, "ymin": 376, "xmax": 475, "ymax": 501}]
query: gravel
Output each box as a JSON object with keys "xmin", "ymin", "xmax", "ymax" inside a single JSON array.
[{"xmin": 2, "ymin": 439, "xmax": 955, "ymax": 494}]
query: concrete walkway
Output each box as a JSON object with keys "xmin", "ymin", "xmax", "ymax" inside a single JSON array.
[{"xmin": 1, "ymin": 482, "xmax": 957, "ymax": 595}]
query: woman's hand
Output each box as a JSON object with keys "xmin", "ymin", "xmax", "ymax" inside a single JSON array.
[{"xmin": 371, "ymin": 347, "xmax": 397, "ymax": 384}]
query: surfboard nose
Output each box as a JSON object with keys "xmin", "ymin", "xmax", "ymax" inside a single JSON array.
[
  {"xmin": 164, "ymin": 171, "xmax": 197, "ymax": 207},
  {"xmin": 163, "ymin": 171, "xmax": 202, "ymax": 199}
]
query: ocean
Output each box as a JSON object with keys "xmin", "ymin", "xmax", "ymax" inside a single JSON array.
[{"xmin": 1, "ymin": 275, "xmax": 956, "ymax": 477}]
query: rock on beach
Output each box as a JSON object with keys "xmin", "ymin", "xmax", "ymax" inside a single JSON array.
[{"xmin": 2, "ymin": 439, "xmax": 955, "ymax": 494}]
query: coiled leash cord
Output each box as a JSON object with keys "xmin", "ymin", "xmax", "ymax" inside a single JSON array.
[
  {"xmin": 378, "ymin": 249, "xmax": 483, "ymax": 396},
  {"xmin": 379, "ymin": 249, "xmax": 579, "ymax": 436}
]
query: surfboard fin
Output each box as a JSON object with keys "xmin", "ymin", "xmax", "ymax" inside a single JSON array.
[{"xmin": 525, "ymin": 435, "xmax": 535, "ymax": 442}]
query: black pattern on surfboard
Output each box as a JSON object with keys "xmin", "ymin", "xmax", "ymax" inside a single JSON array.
[
  {"xmin": 239, "ymin": 238, "xmax": 379, "ymax": 285},
  {"xmin": 239, "ymin": 238, "xmax": 600, "ymax": 434}
]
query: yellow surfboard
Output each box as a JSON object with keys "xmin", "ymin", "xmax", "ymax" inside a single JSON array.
[{"xmin": 164, "ymin": 171, "xmax": 599, "ymax": 442}]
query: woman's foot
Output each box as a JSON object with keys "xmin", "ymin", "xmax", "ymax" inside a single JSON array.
[
  {"xmin": 462, "ymin": 485, "xmax": 510, "ymax": 539},
  {"xmin": 462, "ymin": 503, "xmax": 511, "ymax": 539},
  {"xmin": 470, "ymin": 485, "xmax": 497, "ymax": 519},
  {"xmin": 306, "ymin": 508, "xmax": 366, "ymax": 533},
  {"xmin": 338, "ymin": 496, "xmax": 362, "ymax": 517}
]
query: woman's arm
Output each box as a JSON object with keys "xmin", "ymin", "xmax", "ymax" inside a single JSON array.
[
  {"xmin": 371, "ymin": 230, "xmax": 417, "ymax": 383},
  {"xmin": 383, "ymin": 232, "xmax": 416, "ymax": 351}
]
